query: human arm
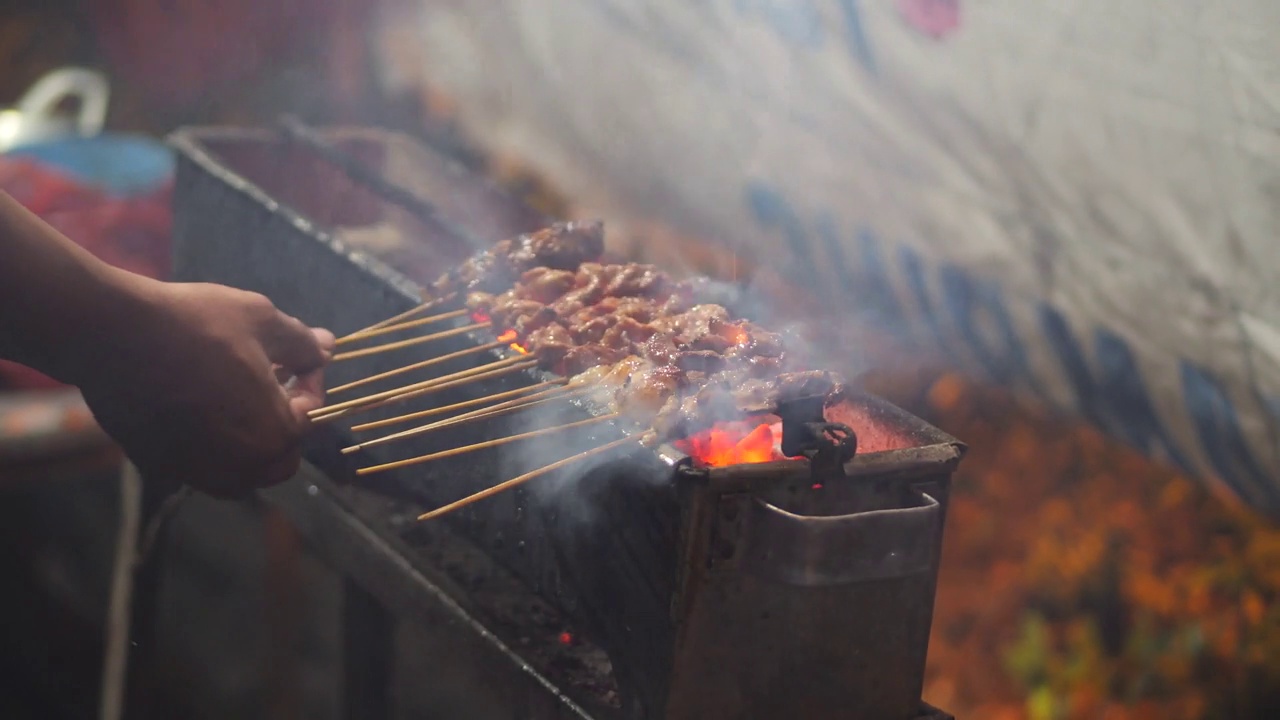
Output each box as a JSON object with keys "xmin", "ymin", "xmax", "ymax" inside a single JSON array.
[{"xmin": 0, "ymin": 189, "xmax": 334, "ymax": 496}]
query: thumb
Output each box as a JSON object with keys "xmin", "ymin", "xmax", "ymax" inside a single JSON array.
[
  {"xmin": 261, "ymin": 312, "xmax": 334, "ymax": 374},
  {"xmin": 287, "ymin": 367, "xmax": 327, "ymax": 426}
]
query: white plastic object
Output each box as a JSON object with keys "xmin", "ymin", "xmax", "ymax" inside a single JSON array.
[{"xmin": 0, "ymin": 67, "xmax": 110, "ymax": 151}]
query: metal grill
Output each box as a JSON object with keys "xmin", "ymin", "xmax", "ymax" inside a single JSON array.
[{"xmin": 149, "ymin": 125, "xmax": 965, "ymax": 720}]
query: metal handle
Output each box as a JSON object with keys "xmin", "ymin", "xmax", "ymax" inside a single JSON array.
[{"xmin": 739, "ymin": 491, "xmax": 940, "ymax": 586}]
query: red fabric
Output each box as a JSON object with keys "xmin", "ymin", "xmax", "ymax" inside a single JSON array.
[{"xmin": 0, "ymin": 158, "xmax": 172, "ymax": 390}]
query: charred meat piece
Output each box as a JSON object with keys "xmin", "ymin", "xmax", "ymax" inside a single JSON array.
[
  {"xmin": 743, "ymin": 353, "xmax": 786, "ymax": 378},
  {"xmin": 572, "ymin": 296, "xmax": 660, "ymax": 324},
  {"xmin": 488, "ymin": 293, "xmax": 545, "ymax": 331},
  {"xmin": 611, "ymin": 363, "xmax": 684, "ymax": 422},
  {"xmin": 574, "ymin": 314, "xmax": 619, "ymax": 345},
  {"xmin": 526, "ymin": 323, "xmax": 575, "ymax": 369},
  {"xmin": 649, "ymin": 304, "xmax": 730, "ymax": 339},
  {"xmin": 507, "ymin": 220, "xmax": 605, "ymax": 272},
  {"xmin": 674, "ymin": 350, "xmax": 727, "ymax": 373},
  {"xmin": 604, "ymin": 263, "xmax": 669, "ymax": 299},
  {"xmin": 558, "ymin": 355, "xmax": 847, "ymax": 446},
  {"xmin": 640, "ymin": 333, "xmax": 682, "ymax": 366},
  {"xmin": 513, "ymin": 306, "xmax": 559, "ymax": 336},
  {"xmin": 431, "ymin": 221, "xmax": 604, "ymax": 297},
  {"xmin": 600, "ymin": 316, "xmax": 657, "ymax": 350},
  {"xmin": 449, "ymin": 249, "xmax": 517, "ymax": 295},
  {"xmin": 518, "ymin": 267, "xmax": 578, "ymax": 303},
  {"xmin": 558, "ymin": 263, "xmax": 611, "ymax": 309},
  {"xmin": 728, "ymin": 322, "xmax": 786, "ymax": 358},
  {"xmin": 559, "ymin": 344, "xmax": 627, "ymax": 376}
]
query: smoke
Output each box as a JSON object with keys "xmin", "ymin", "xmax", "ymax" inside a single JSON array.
[{"xmin": 491, "ymin": 384, "xmax": 659, "ymax": 527}]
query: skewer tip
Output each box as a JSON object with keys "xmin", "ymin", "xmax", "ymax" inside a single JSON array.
[{"xmin": 414, "ymin": 435, "xmax": 633, "ymax": 521}]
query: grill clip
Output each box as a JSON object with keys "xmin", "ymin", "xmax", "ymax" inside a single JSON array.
[{"xmin": 776, "ymin": 395, "xmax": 857, "ymax": 484}]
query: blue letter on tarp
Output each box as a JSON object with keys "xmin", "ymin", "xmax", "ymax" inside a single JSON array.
[
  {"xmin": 1181, "ymin": 362, "xmax": 1278, "ymax": 509},
  {"xmin": 1040, "ymin": 303, "xmax": 1193, "ymax": 475}
]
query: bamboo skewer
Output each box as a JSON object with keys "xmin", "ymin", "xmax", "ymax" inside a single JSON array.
[
  {"xmin": 312, "ymin": 355, "xmax": 526, "ymax": 418},
  {"xmin": 336, "ymin": 295, "xmax": 452, "ymax": 342},
  {"xmin": 335, "ymin": 309, "xmax": 469, "ymax": 346},
  {"xmin": 313, "ymin": 362, "xmax": 537, "ymax": 424},
  {"xmin": 342, "ymin": 385, "xmax": 590, "ymax": 454},
  {"xmin": 389, "ymin": 385, "xmax": 587, "ymax": 437},
  {"xmin": 416, "ymin": 438, "xmax": 635, "ymax": 521},
  {"xmin": 331, "ymin": 322, "xmax": 491, "ymax": 362},
  {"xmin": 337, "ymin": 361, "xmax": 537, "ymax": 420},
  {"xmin": 327, "ymin": 342, "xmax": 504, "ymax": 395},
  {"xmin": 341, "ymin": 301, "xmax": 435, "ymax": 338},
  {"xmin": 348, "ymin": 382, "xmax": 556, "ymax": 433},
  {"xmin": 311, "ymin": 359, "xmax": 536, "ymax": 423},
  {"xmin": 356, "ymin": 413, "xmax": 620, "ymax": 476}
]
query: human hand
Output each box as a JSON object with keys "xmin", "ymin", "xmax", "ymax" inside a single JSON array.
[{"xmin": 73, "ymin": 274, "xmax": 335, "ymax": 497}]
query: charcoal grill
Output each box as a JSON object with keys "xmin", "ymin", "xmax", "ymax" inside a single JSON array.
[{"xmin": 158, "ymin": 126, "xmax": 965, "ymax": 720}]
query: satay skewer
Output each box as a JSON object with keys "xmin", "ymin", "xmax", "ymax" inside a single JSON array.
[
  {"xmin": 342, "ymin": 385, "xmax": 590, "ymax": 454},
  {"xmin": 328, "ymin": 342, "xmax": 504, "ymax": 395},
  {"xmin": 335, "ymin": 309, "xmax": 469, "ymax": 346},
  {"xmin": 356, "ymin": 413, "xmax": 620, "ymax": 476},
  {"xmin": 398, "ymin": 385, "xmax": 589, "ymax": 434},
  {"xmin": 416, "ymin": 438, "xmax": 635, "ymax": 521},
  {"xmin": 348, "ymin": 382, "xmax": 557, "ymax": 433},
  {"xmin": 311, "ymin": 355, "xmax": 526, "ymax": 418},
  {"xmin": 336, "ymin": 294, "xmax": 454, "ymax": 341},
  {"xmin": 331, "ymin": 322, "xmax": 491, "ymax": 362},
  {"xmin": 311, "ymin": 360, "xmax": 537, "ymax": 424}
]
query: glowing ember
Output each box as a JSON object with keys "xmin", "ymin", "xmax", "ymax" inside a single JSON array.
[
  {"xmin": 676, "ymin": 421, "xmax": 793, "ymax": 467},
  {"xmin": 495, "ymin": 329, "xmax": 528, "ymax": 354},
  {"xmin": 558, "ymin": 632, "xmax": 573, "ymax": 646}
]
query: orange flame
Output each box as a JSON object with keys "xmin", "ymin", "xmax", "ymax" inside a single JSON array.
[
  {"xmin": 496, "ymin": 329, "xmax": 528, "ymax": 354},
  {"xmin": 676, "ymin": 421, "xmax": 790, "ymax": 467}
]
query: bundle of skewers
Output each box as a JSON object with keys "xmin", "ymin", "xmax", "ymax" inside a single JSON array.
[{"xmin": 314, "ymin": 221, "xmax": 847, "ymax": 521}]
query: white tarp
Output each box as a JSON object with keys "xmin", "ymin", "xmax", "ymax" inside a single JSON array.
[{"xmin": 375, "ymin": 0, "xmax": 1280, "ymax": 513}]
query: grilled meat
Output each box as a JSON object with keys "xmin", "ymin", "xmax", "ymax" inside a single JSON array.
[
  {"xmin": 433, "ymin": 222, "xmax": 843, "ymax": 446},
  {"xmin": 432, "ymin": 220, "xmax": 605, "ymax": 296}
]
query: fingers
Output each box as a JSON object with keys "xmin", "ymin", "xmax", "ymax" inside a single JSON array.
[
  {"xmin": 312, "ymin": 327, "xmax": 336, "ymax": 357},
  {"xmin": 260, "ymin": 310, "xmax": 331, "ymax": 374},
  {"xmin": 287, "ymin": 368, "xmax": 327, "ymax": 425}
]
